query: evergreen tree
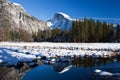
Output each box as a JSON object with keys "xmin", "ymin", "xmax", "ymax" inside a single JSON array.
[
  {"xmin": 103, "ymin": 22, "xmax": 108, "ymax": 42},
  {"xmin": 88, "ymin": 18, "xmax": 95, "ymax": 42},
  {"xmin": 107, "ymin": 24, "xmax": 114, "ymax": 42},
  {"xmin": 115, "ymin": 25, "xmax": 120, "ymax": 42},
  {"xmin": 84, "ymin": 18, "xmax": 89, "ymax": 42},
  {"xmin": 95, "ymin": 20, "xmax": 103, "ymax": 42}
]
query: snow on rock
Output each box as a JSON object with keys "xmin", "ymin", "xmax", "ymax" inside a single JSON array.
[
  {"xmin": 0, "ymin": 42, "xmax": 120, "ymax": 64},
  {"xmin": 56, "ymin": 12, "xmax": 71, "ymax": 20},
  {"xmin": 47, "ymin": 20, "xmax": 53, "ymax": 28},
  {"xmin": 0, "ymin": 59, "xmax": 3, "ymax": 63},
  {"xmin": 94, "ymin": 69, "xmax": 120, "ymax": 77},
  {"xmin": 13, "ymin": 2, "xmax": 21, "ymax": 6},
  {"xmin": 99, "ymin": 71, "xmax": 113, "ymax": 76},
  {"xmin": 94, "ymin": 69, "xmax": 113, "ymax": 76},
  {"xmin": 0, "ymin": 46, "xmax": 36, "ymax": 64},
  {"xmin": 48, "ymin": 12, "xmax": 72, "ymax": 30},
  {"xmin": 94, "ymin": 69, "xmax": 102, "ymax": 73}
]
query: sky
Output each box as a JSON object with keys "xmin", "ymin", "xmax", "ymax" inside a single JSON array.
[{"xmin": 10, "ymin": 0, "xmax": 120, "ymax": 21}]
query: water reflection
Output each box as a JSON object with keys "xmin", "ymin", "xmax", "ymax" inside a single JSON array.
[
  {"xmin": 23, "ymin": 55, "xmax": 120, "ymax": 80},
  {"xmin": 51, "ymin": 56, "xmax": 120, "ymax": 73},
  {"xmin": 0, "ymin": 63, "xmax": 31, "ymax": 80},
  {"xmin": 51, "ymin": 62, "xmax": 72, "ymax": 73},
  {"xmin": 0, "ymin": 54, "xmax": 120, "ymax": 80},
  {"xmin": 72, "ymin": 57, "xmax": 115, "ymax": 68}
]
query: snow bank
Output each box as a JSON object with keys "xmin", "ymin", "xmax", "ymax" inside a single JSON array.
[
  {"xmin": 0, "ymin": 59, "xmax": 3, "ymax": 63},
  {"xmin": 94, "ymin": 69, "xmax": 120, "ymax": 77},
  {"xmin": 94, "ymin": 69, "xmax": 113, "ymax": 76},
  {"xmin": 0, "ymin": 42, "xmax": 119, "ymax": 64},
  {"xmin": 0, "ymin": 42, "xmax": 119, "ymax": 49}
]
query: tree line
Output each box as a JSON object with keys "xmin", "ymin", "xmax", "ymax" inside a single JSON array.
[
  {"xmin": 0, "ymin": 27, "xmax": 33, "ymax": 42},
  {"xmin": 33, "ymin": 18, "xmax": 120, "ymax": 42},
  {"xmin": 0, "ymin": 18, "xmax": 119, "ymax": 42}
]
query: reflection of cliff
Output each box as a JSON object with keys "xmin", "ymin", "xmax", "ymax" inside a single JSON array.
[
  {"xmin": 58, "ymin": 65, "xmax": 72, "ymax": 74},
  {"xmin": 51, "ymin": 62, "xmax": 72, "ymax": 74},
  {"xmin": 0, "ymin": 63, "xmax": 30, "ymax": 80}
]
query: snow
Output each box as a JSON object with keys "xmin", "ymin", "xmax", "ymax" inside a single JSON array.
[
  {"xmin": 94, "ymin": 69, "xmax": 113, "ymax": 76},
  {"xmin": 94, "ymin": 69, "xmax": 120, "ymax": 77},
  {"xmin": 56, "ymin": 12, "xmax": 71, "ymax": 20},
  {"xmin": 13, "ymin": 2, "xmax": 21, "ymax": 6},
  {"xmin": 94, "ymin": 69, "xmax": 102, "ymax": 73},
  {"xmin": 99, "ymin": 71, "xmax": 113, "ymax": 76},
  {"xmin": 0, "ymin": 42, "xmax": 119, "ymax": 64},
  {"xmin": 0, "ymin": 59, "xmax": 3, "ymax": 63},
  {"xmin": 48, "ymin": 12, "xmax": 72, "ymax": 30},
  {"xmin": 47, "ymin": 21, "xmax": 53, "ymax": 27}
]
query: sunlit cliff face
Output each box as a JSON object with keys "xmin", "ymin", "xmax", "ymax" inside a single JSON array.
[{"xmin": 0, "ymin": 0, "xmax": 48, "ymax": 34}]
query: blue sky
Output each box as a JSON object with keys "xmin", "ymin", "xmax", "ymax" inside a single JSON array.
[{"xmin": 10, "ymin": 0, "xmax": 120, "ymax": 21}]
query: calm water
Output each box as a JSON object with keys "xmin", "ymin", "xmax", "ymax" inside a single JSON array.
[{"xmin": 23, "ymin": 58, "xmax": 120, "ymax": 80}]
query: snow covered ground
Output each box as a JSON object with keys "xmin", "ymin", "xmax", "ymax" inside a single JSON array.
[
  {"xmin": 0, "ymin": 42, "xmax": 120, "ymax": 64},
  {"xmin": 94, "ymin": 69, "xmax": 120, "ymax": 77}
]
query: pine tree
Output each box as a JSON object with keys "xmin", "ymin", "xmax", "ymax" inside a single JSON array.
[
  {"xmin": 115, "ymin": 25, "xmax": 120, "ymax": 42},
  {"xmin": 103, "ymin": 22, "xmax": 108, "ymax": 42},
  {"xmin": 89, "ymin": 18, "xmax": 95, "ymax": 42},
  {"xmin": 37, "ymin": 30, "xmax": 43, "ymax": 41},
  {"xmin": 70, "ymin": 20, "xmax": 77, "ymax": 42},
  {"xmin": 84, "ymin": 18, "xmax": 89, "ymax": 42},
  {"xmin": 107, "ymin": 24, "xmax": 114, "ymax": 42},
  {"xmin": 95, "ymin": 20, "xmax": 103, "ymax": 42}
]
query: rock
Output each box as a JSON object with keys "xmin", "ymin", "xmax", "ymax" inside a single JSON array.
[
  {"xmin": 47, "ymin": 12, "xmax": 72, "ymax": 30},
  {"xmin": 29, "ymin": 62, "xmax": 38, "ymax": 67},
  {"xmin": 6, "ymin": 62, "xmax": 16, "ymax": 67},
  {"xmin": 51, "ymin": 58, "xmax": 56, "ymax": 62},
  {"xmin": 94, "ymin": 69, "xmax": 113, "ymax": 77},
  {"xmin": 41, "ymin": 56, "xmax": 47, "ymax": 60},
  {"xmin": 16, "ymin": 62, "xmax": 24, "ymax": 68},
  {"xmin": 0, "ymin": 0, "xmax": 48, "ymax": 34},
  {"xmin": 25, "ymin": 52, "xmax": 30, "ymax": 55}
]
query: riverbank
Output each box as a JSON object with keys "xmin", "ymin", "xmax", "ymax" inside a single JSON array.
[{"xmin": 0, "ymin": 42, "xmax": 119, "ymax": 65}]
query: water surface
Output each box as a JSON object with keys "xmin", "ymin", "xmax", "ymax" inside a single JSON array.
[{"xmin": 23, "ymin": 58, "xmax": 120, "ymax": 80}]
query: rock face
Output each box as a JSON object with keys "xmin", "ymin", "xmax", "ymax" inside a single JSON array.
[
  {"xmin": 47, "ymin": 12, "xmax": 72, "ymax": 30},
  {"xmin": 0, "ymin": 0, "xmax": 47, "ymax": 34}
]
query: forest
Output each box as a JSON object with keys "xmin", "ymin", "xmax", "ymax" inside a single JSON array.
[{"xmin": 33, "ymin": 18, "xmax": 120, "ymax": 42}]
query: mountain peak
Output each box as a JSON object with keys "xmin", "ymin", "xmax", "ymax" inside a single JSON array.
[
  {"xmin": 55, "ymin": 12, "xmax": 71, "ymax": 20},
  {"xmin": 47, "ymin": 12, "xmax": 72, "ymax": 30},
  {"xmin": 12, "ymin": 2, "xmax": 22, "ymax": 6}
]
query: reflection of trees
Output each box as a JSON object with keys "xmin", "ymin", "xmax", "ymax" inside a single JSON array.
[
  {"xmin": 72, "ymin": 56, "xmax": 95, "ymax": 68},
  {"xmin": 51, "ymin": 54, "xmax": 120, "ymax": 72},
  {"xmin": 0, "ymin": 63, "xmax": 30, "ymax": 80},
  {"xmin": 72, "ymin": 55, "xmax": 119, "ymax": 69},
  {"xmin": 116, "ymin": 53, "xmax": 120, "ymax": 62}
]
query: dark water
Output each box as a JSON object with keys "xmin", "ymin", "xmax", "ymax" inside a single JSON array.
[{"xmin": 22, "ymin": 57, "xmax": 120, "ymax": 80}]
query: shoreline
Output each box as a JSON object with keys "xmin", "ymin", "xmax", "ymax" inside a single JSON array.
[{"xmin": 0, "ymin": 42, "xmax": 120, "ymax": 65}]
